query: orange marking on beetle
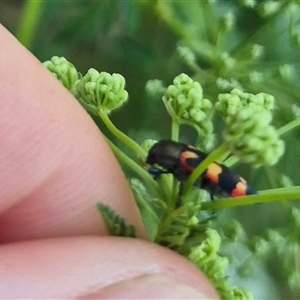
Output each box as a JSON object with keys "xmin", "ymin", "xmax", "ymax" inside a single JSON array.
[
  {"xmin": 180, "ymin": 151, "xmax": 199, "ymax": 172},
  {"xmin": 231, "ymin": 182, "xmax": 248, "ymax": 197},
  {"xmin": 205, "ymin": 163, "xmax": 222, "ymax": 183}
]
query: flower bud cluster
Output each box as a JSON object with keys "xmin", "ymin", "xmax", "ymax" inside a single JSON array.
[
  {"xmin": 177, "ymin": 46, "xmax": 197, "ymax": 68},
  {"xmin": 224, "ymin": 106, "xmax": 284, "ymax": 166},
  {"xmin": 74, "ymin": 68, "xmax": 128, "ymax": 114},
  {"xmin": 215, "ymin": 88, "xmax": 275, "ymax": 121},
  {"xmin": 145, "ymin": 79, "xmax": 165, "ymax": 98},
  {"xmin": 43, "ymin": 56, "xmax": 79, "ymax": 91},
  {"xmin": 163, "ymin": 73, "xmax": 213, "ymax": 135},
  {"xmin": 188, "ymin": 228, "xmax": 252, "ymax": 299}
]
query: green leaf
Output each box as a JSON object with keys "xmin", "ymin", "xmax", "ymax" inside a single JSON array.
[
  {"xmin": 130, "ymin": 178, "xmax": 160, "ymax": 241},
  {"xmin": 97, "ymin": 203, "xmax": 136, "ymax": 237}
]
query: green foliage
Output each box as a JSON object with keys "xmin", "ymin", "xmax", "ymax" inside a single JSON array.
[
  {"xmin": 188, "ymin": 228, "xmax": 254, "ymax": 300},
  {"xmin": 97, "ymin": 203, "xmax": 135, "ymax": 238},
  {"xmin": 224, "ymin": 106, "xmax": 284, "ymax": 166},
  {"xmin": 43, "ymin": 57, "xmax": 300, "ymax": 299},
  {"xmin": 217, "ymin": 207, "xmax": 300, "ymax": 299},
  {"xmin": 15, "ymin": 1, "xmax": 300, "ymax": 298},
  {"xmin": 250, "ymin": 206, "xmax": 300, "ymax": 297},
  {"xmin": 44, "ymin": 58, "xmax": 300, "ymax": 299}
]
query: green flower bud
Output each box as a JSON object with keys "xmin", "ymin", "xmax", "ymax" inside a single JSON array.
[
  {"xmin": 238, "ymin": 0, "xmax": 256, "ymax": 9},
  {"xmin": 43, "ymin": 56, "xmax": 79, "ymax": 91},
  {"xmin": 216, "ymin": 90, "xmax": 243, "ymax": 120},
  {"xmin": 216, "ymin": 77, "xmax": 242, "ymax": 91},
  {"xmin": 279, "ymin": 64, "xmax": 294, "ymax": 80},
  {"xmin": 288, "ymin": 271, "xmax": 300, "ymax": 291},
  {"xmin": 224, "ymin": 106, "xmax": 285, "ymax": 166},
  {"xmin": 252, "ymin": 236, "xmax": 269, "ymax": 255},
  {"xmin": 291, "ymin": 104, "xmax": 300, "ymax": 118},
  {"xmin": 219, "ymin": 52, "xmax": 236, "ymax": 72},
  {"xmin": 267, "ymin": 229, "xmax": 284, "ymax": 245},
  {"xmin": 145, "ymin": 79, "xmax": 165, "ymax": 98},
  {"xmin": 291, "ymin": 207, "xmax": 300, "ymax": 231},
  {"xmin": 74, "ymin": 68, "xmax": 128, "ymax": 114},
  {"xmin": 188, "ymin": 215, "xmax": 199, "ymax": 226},
  {"xmin": 163, "ymin": 73, "xmax": 213, "ymax": 136},
  {"xmin": 291, "ymin": 31, "xmax": 300, "ymax": 47},
  {"xmin": 249, "ymin": 92, "xmax": 275, "ymax": 110},
  {"xmin": 177, "ymin": 46, "xmax": 197, "ymax": 68},
  {"xmin": 202, "ymin": 254, "xmax": 229, "ymax": 278},
  {"xmin": 219, "ymin": 12, "xmax": 235, "ymax": 32},
  {"xmin": 249, "ymin": 71, "xmax": 265, "ymax": 83},
  {"xmin": 141, "ymin": 139, "xmax": 157, "ymax": 153},
  {"xmin": 280, "ymin": 174, "xmax": 294, "ymax": 187},
  {"xmin": 234, "ymin": 44, "xmax": 263, "ymax": 63},
  {"xmin": 251, "ymin": 44, "xmax": 264, "ymax": 60},
  {"xmin": 258, "ymin": 1, "xmax": 282, "ymax": 17},
  {"xmin": 231, "ymin": 289, "xmax": 254, "ymax": 300},
  {"xmin": 222, "ymin": 220, "xmax": 246, "ymax": 241},
  {"xmin": 188, "ymin": 228, "xmax": 221, "ymax": 263},
  {"xmin": 216, "ymin": 88, "xmax": 275, "ymax": 121},
  {"xmin": 288, "ymin": 2, "xmax": 298, "ymax": 13}
]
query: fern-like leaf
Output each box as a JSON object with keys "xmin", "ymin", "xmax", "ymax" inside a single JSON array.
[{"xmin": 97, "ymin": 203, "xmax": 136, "ymax": 237}]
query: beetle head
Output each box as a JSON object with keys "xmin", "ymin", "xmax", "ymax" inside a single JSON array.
[{"xmin": 146, "ymin": 140, "xmax": 186, "ymax": 171}]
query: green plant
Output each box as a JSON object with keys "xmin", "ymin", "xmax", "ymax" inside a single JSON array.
[
  {"xmin": 43, "ymin": 55, "xmax": 300, "ymax": 299},
  {"xmin": 24, "ymin": 1, "xmax": 300, "ymax": 298}
]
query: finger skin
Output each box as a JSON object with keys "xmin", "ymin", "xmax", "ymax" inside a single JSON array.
[
  {"xmin": 0, "ymin": 25, "xmax": 147, "ymax": 242},
  {"xmin": 0, "ymin": 237, "xmax": 220, "ymax": 299}
]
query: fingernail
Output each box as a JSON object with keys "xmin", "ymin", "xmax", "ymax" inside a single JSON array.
[{"xmin": 79, "ymin": 274, "xmax": 216, "ymax": 299}]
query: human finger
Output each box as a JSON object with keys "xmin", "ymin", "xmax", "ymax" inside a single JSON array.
[
  {"xmin": 0, "ymin": 236, "xmax": 219, "ymax": 299},
  {"xmin": 0, "ymin": 25, "xmax": 146, "ymax": 242}
]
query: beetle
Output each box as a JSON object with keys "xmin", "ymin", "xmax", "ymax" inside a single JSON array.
[{"xmin": 146, "ymin": 140, "xmax": 256, "ymax": 199}]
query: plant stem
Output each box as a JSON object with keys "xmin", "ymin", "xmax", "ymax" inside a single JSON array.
[
  {"xmin": 201, "ymin": 186, "xmax": 300, "ymax": 210},
  {"xmin": 105, "ymin": 138, "xmax": 158, "ymax": 194},
  {"xmin": 171, "ymin": 121, "xmax": 180, "ymax": 142},
  {"xmin": 183, "ymin": 142, "xmax": 229, "ymax": 195},
  {"xmin": 277, "ymin": 117, "xmax": 300, "ymax": 136},
  {"xmin": 223, "ymin": 155, "xmax": 239, "ymax": 167},
  {"xmin": 99, "ymin": 109, "xmax": 146, "ymax": 159},
  {"xmin": 200, "ymin": 0, "xmax": 218, "ymax": 47},
  {"xmin": 16, "ymin": 0, "xmax": 46, "ymax": 48},
  {"xmin": 154, "ymin": 204, "xmax": 188, "ymax": 243},
  {"xmin": 171, "ymin": 120, "xmax": 180, "ymax": 201}
]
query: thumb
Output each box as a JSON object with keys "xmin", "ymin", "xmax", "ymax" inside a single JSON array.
[{"xmin": 0, "ymin": 237, "xmax": 219, "ymax": 299}]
